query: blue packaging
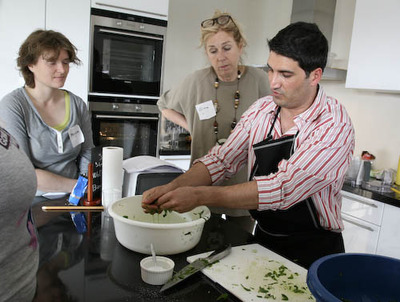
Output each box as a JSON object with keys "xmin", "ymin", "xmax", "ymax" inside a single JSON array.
[
  {"xmin": 68, "ymin": 175, "xmax": 89, "ymax": 233},
  {"xmin": 70, "ymin": 212, "xmax": 87, "ymax": 234},
  {"xmin": 68, "ymin": 175, "xmax": 88, "ymax": 205}
]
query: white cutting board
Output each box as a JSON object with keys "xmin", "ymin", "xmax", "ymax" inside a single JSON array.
[{"xmin": 187, "ymin": 244, "xmax": 315, "ymax": 301}]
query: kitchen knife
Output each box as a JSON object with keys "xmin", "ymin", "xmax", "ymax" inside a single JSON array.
[{"xmin": 160, "ymin": 244, "xmax": 232, "ymax": 292}]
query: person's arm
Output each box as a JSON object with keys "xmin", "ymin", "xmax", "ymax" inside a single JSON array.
[
  {"xmin": 161, "ymin": 108, "xmax": 189, "ymax": 131},
  {"xmin": 142, "ymin": 162, "xmax": 259, "ymax": 213},
  {"xmin": 76, "ymin": 97, "xmax": 95, "ymax": 175},
  {"xmin": 35, "ymin": 169, "xmax": 76, "ymax": 193}
]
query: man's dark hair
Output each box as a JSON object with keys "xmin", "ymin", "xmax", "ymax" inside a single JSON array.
[{"xmin": 268, "ymin": 22, "xmax": 328, "ymax": 77}]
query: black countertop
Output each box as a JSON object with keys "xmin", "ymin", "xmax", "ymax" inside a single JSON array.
[
  {"xmin": 32, "ymin": 199, "xmax": 254, "ymax": 302},
  {"xmin": 342, "ymin": 183, "xmax": 400, "ymax": 208},
  {"xmin": 31, "ymin": 183, "xmax": 399, "ymax": 301}
]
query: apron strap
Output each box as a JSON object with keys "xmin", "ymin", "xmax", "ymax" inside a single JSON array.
[{"xmin": 249, "ymin": 107, "xmax": 280, "ymax": 180}]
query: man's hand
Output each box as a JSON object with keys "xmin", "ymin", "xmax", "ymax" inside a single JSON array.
[
  {"xmin": 150, "ymin": 186, "xmax": 200, "ymax": 213},
  {"xmin": 142, "ymin": 185, "xmax": 200, "ymax": 214},
  {"xmin": 141, "ymin": 184, "xmax": 169, "ymax": 213}
]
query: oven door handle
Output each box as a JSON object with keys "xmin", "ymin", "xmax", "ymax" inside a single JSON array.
[
  {"xmin": 94, "ymin": 114, "xmax": 159, "ymax": 121},
  {"xmin": 99, "ymin": 28, "xmax": 163, "ymax": 41}
]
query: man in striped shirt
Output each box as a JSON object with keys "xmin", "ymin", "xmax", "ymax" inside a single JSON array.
[{"xmin": 143, "ymin": 22, "xmax": 355, "ymax": 268}]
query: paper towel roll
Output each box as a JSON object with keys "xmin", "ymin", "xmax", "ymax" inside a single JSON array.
[{"xmin": 102, "ymin": 147, "xmax": 123, "ymax": 209}]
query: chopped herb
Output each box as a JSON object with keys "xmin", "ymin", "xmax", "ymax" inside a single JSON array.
[
  {"xmin": 281, "ymin": 294, "xmax": 289, "ymax": 300},
  {"xmin": 264, "ymin": 293, "xmax": 276, "ymax": 299},
  {"xmin": 194, "ymin": 210, "xmax": 205, "ymax": 218},
  {"xmin": 216, "ymin": 293, "xmax": 228, "ymax": 300},
  {"xmin": 258, "ymin": 286, "xmax": 269, "ymax": 293},
  {"xmin": 241, "ymin": 284, "xmax": 251, "ymax": 291},
  {"xmin": 184, "ymin": 231, "xmax": 191, "ymax": 236},
  {"xmin": 162, "ymin": 209, "xmax": 172, "ymax": 217},
  {"xmin": 123, "ymin": 215, "xmax": 128, "ymax": 218}
]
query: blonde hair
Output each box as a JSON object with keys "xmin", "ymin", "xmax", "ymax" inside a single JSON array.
[{"xmin": 200, "ymin": 10, "xmax": 247, "ymax": 49}]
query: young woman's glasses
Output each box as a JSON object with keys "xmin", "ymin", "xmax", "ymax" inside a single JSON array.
[{"xmin": 201, "ymin": 15, "xmax": 236, "ymax": 28}]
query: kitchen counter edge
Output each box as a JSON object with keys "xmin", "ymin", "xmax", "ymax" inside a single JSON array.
[{"xmin": 342, "ymin": 183, "xmax": 400, "ymax": 208}]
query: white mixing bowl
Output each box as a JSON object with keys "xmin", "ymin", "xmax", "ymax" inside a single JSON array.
[{"xmin": 108, "ymin": 195, "xmax": 210, "ymax": 255}]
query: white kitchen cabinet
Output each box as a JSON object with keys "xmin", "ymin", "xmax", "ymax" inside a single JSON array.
[
  {"xmin": 341, "ymin": 213, "xmax": 380, "ymax": 254},
  {"xmin": 0, "ymin": 0, "xmax": 45, "ymax": 100},
  {"xmin": 346, "ymin": 0, "xmax": 400, "ymax": 91},
  {"xmin": 329, "ymin": 0, "xmax": 356, "ymax": 70},
  {"xmin": 0, "ymin": 0, "xmax": 90, "ymax": 103},
  {"xmin": 341, "ymin": 190, "xmax": 400, "ymax": 260},
  {"xmin": 341, "ymin": 191, "xmax": 383, "ymax": 254},
  {"xmin": 91, "ymin": 0, "xmax": 168, "ymax": 20},
  {"xmin": 46, "ymin": 0, "xmax": 91, "ymax": 104},
  {"xmin": 376, "ymin": 203, "xmax": 400, "ymax": 259}
]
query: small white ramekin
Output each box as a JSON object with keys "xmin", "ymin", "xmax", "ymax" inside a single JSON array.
[{"xmin": 140, "ymin": 256, "xmax": 175, "ymax": 285}]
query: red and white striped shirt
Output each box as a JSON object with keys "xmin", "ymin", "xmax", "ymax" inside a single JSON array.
[{"xmin": 198, "ymin": 86, "xmax": 355, "ymax": 231}]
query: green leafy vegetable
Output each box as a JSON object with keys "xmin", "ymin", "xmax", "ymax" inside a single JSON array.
[
  {"xmin": 216, "ymin": 293, "xmax": 228, "ymax": 300},
  {"xmin": 241, "ymin": 284, "xmax": 251, "ymax": 291}
]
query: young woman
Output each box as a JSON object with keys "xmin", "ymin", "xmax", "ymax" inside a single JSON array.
[{"xmin": 0, "ymin": 29, "xmax": 94, "ymax": 196}]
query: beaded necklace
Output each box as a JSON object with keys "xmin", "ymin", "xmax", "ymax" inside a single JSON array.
[{"xmin": 213, "ymin": 69, "xmax": 241, "ymax": 145}]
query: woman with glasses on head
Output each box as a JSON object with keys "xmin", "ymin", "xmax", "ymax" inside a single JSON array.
[{"xmin": 157, "ymin": 10, "xmax": 270, "ymax": 232}]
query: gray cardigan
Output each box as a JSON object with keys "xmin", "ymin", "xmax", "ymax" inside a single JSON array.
[{"xmin": 0, "ymin": 87, "xmax": 94, "ymax": 195}]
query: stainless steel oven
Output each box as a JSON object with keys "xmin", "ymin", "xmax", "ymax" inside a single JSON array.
[
  {"xmin": 89, "ymin": 94, "xmax": 159, "ymax": 159},
  {"xmin": 88, "ymin": 9, "xmax": 167, "ymax": 158},
  {"xmin": 90, "ymin": 8, "xmax": 167, "ymax": 96}
]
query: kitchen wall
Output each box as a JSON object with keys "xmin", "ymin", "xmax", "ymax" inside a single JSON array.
[
  {"xmin": 164, "ymin": 0, "xmax": 400, "ymax": 171},
  {"xmin": 322, "ymin": 80, "xmax": 400, "ymax": 171},
  {"xmin": 162, "ymin": 0, "xmax": 292, "ymax": 90}
]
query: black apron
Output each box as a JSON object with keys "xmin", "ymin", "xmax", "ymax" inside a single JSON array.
[{"xmin": 249, "ymin": 107, "xmax": 344, "ymax": 268}]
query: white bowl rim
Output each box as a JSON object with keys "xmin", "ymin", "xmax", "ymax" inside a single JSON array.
[{"xmin": 108, "ymin": 196, "xmax": 211, "ymax": 229}]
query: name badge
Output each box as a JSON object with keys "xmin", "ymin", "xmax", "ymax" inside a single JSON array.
[
  {"xmin": 68, "ymin": 125, "xmax": 85, "ymax": 148},
  {"xmin": 195, "ymin": 100, "xmax": 216, "ymax": 120}
]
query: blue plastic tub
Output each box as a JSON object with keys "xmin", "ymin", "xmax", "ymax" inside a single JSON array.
[{"xmin": 307, "ymin": 253, "xmax": 400, "ymax": 302}]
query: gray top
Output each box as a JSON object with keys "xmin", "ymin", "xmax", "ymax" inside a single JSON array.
[
  {"xmin": 158, "ymin": 66, "xmax": 270, "ymax": 216},
  {"xmin": 0, "ymin": 87, "xmax": 94, "ymax": 195},
  {"xmin": 0, "ymin": 126, "xmax": 38, "ymax": 301}
]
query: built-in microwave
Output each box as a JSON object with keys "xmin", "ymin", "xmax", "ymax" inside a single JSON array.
[{"xmin": 89, "ymin": 8, "xmax": 167, "ymax": 97}]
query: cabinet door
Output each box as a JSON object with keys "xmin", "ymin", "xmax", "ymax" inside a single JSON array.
[
  {"xmin": 46, "ymin": 0, "xmax": 91, "ymax": 103},
  {"xmin": 376, "ymin": 204, "xmax": 400, "ymax": 259},
  {"xmin": 342, "ymin": 213, "xmax": 380, "ymax": 254},
  {"xmin": 341, "ymin": 191, "xmax": 384, "ymax": 225},
  {"xmin": 0, "ymin": 0, "xmax": 45, "ymax": 99},
  {"xmin": 346, "ymin": 0, "xmax": 400, "ymax": 91},
  {"xmin": 329, "ymin": 0, "xmax": 355, "ymax": 70}
]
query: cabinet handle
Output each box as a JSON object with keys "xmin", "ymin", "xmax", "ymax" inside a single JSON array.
[
  {"xmin": 344, "ymin": 195, "xmax": 378, "ymax": 208},
  {"xmin": 95, "ymin": 114, "xmax": 159, "ymax": 121},
  {"xmin": 342, "ymin": 217, "xmax": 375, "ymax": 232}
]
